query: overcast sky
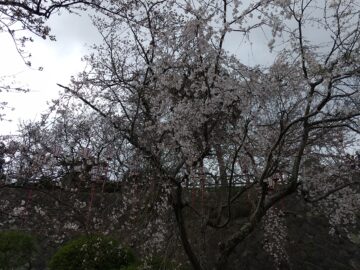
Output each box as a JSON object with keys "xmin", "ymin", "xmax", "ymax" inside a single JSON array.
[
  {"xmin": 0, "ymin": 10, "xmax": 275, "ymax": 136},
  {"xmin": 0, "ymin": 11, "xmax": 102, "ymax": 135}
]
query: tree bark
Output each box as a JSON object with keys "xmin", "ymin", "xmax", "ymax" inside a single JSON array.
[
  {"xmin": 215, "ymin": 222, "xmax": 254, "ymax": 270},
  {"xmin": 172, "ymin": 185, "xmax": 203, "ymax": 270}
]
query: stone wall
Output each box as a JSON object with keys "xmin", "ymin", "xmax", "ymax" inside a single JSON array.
[{"xmin": 0, "ymin": 185, "xmax": 359, "ymax": 269}]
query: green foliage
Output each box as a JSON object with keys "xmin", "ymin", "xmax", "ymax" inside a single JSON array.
[
  {"xmin": 0, "ymin": 230, "xmax": 37, "ymax": 270},
  {"xmin": 121, "ymin": 256, "xmax": 178, "ymax": 270},
  {"xmin": 48, "ymin": 235, "xmax": 135, "ymax": 270},
  {"xmin": 120, "ymin": 264, "xmax": 139, "ymax": 270},
  {"xmin": 145, "ymin": 256, "xmax": 178, "ymax": 270}
]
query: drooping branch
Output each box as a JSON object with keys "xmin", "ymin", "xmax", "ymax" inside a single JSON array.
[{"xmin": 303, "ymin": 180, "xmax": 360, "ymax": 203}]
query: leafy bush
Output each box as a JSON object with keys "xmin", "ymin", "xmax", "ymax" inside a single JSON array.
[
  {"xmin": 121, "ymin": 256, "xmax": 178, "ymax": 270},
  {"xmin": 120, "ymin": 265, "xmax": 139, "ymax": 270},
  {"xmin": 0, "ymin": 230, "xmax": 37, "ymax": 270},
  {"xmin": 49, "ymin": 235, "xmax": 135, "ymax": 270},
  {"xmin": 145, "ymin": 256, "xmax": 178, "ymax": 270}
]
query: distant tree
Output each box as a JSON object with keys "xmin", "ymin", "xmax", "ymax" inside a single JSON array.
[{"xmin": 0, "ymin": 109, "xmax": 172, "ymax": 249}]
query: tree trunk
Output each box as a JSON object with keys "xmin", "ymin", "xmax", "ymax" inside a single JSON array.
[
  {"xmin": 172, "ymin": 185, "xmax": 203, "ymax": 270},
  {"xmin": 215, "ymin": 144, "xmax": 227, "ymax": 188},
  {"xmin": 215, "ymin": 222, "xmax": 254, "ymax": 270}
]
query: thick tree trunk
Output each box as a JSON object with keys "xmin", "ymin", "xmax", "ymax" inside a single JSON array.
[
  {"xmin": 215, "ymin": 222, "xmax": 254, "ymax": 270},
  {"xmin": 172, "ymin": 185, "xmax": 203, "ymax": 270}
]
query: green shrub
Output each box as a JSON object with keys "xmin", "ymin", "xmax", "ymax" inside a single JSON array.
[
  {"xmin": 145, "ymin": 256, "xmax": 177, "ymax": 270},
  {"xmin": 120, "ymin": 264, "xmax": 139, "ymax": 270},
  {"xmin": 0, "ymin": 230, "xmax": 37, "ymax": 270},
  {"xmin": 121, "ymin": 256, "xmax": 177, "ymax": 270},
  {"xmin": 49, "ymin": 235, "xmax": 135, "ymax": 270}
]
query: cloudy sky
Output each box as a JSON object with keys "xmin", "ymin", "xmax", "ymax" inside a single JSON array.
[
  {"xmin": 0, "ymin": 9, "xmax": 275, "ymax": 136},
  {"xmin": 0, "ymin": 11, "xmax": 102, "ymax": 135}
]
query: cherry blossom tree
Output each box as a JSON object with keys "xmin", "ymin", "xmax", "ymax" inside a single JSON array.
[
  {"xmin": 48, "ymin": 0, "xmax": 360, "ymax": 269},
  {"xmin": 0, "ymin": 105, "xmax": 175, "ymax": 260},
  {"xmin": 2, "ymin": 0, "xmax": 360, "ymax": 269}
]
